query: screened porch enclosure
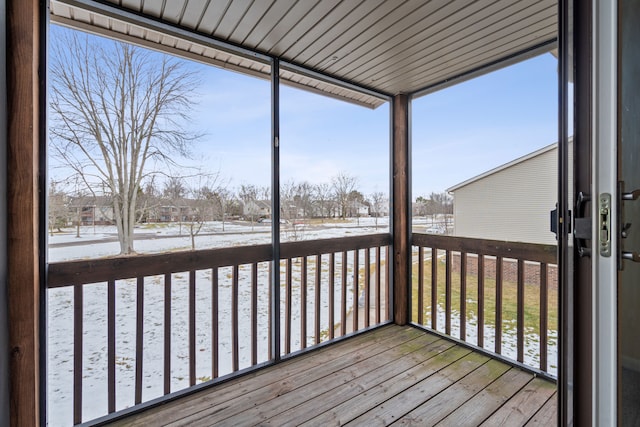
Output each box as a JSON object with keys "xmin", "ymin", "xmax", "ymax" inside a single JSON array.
[{"xmin": 33, "ymin": 1, "xmax": 562, "ymax": 425}]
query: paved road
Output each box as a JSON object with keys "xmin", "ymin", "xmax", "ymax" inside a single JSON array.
[{"xmin": 48, "ymin": 222, "xmax": 386, "ymax": 248}]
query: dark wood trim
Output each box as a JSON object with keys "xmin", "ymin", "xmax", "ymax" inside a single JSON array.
[
  {"xmin": 48, "ymin": 244, "xmax": 273, "ymax": 287},
  {"xmin": 7, "ymin": 0, "xmax": 41, "ymax": 425},
  {"xmin": 48, "ymin": 234, "xmax": 391, "ymax": 288},
  {"xmin": 570, "ymin": 0, "xmax": 593, "ymax": 424},
  {"xmin": 412, "ymin": 233, "xmax": 557, "ymax": 265},
  {"xmin": 392, "ymin": 94, "xmax": 410, "ymax": 325},
  {"xmin": 279, "ymin": 234, "xmax": 391, "ymax": 260}
]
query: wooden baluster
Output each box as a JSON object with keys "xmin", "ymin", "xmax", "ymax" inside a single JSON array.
[
  {"xmin": 495, "ymin": 256, "xmax": 503, "ymax": 354},
  {"xmin": 341, "ymin": 251, "xmax": 348, "ymax": 336},
  {"xmin": 375, "ymin": 246, "xmax": 381, "ymax": 324},
  {"xmin": 385, "ymin": 246, "xmax": 390, "ymax": 321},
  {"xmin": 285, "ymin": 259, "xmax": 292, "ymax": 354},
  {"xmin": 164, "ymin": 274, "xmax": 172, "ymax": 393},
  {"xmin": 540, "ymin": 263, "xmax": 548, "ymax": 372},
  {"xmin": 431, "ymin": 247, "xmax": 438, "ymax": 330},
  {"xmin": 232, "ymin": 265, "xmax": 239, "ymax": 371},
  {"xmin": 445, "ymin": 250, "xmax": 451, "ymax": 335},
  {"xmin": 517, "ymin": 259, "xmax": 525, "ymax": 363},
  {"xmin": 267, "ymin": 262, "xmax": 272, "ymax": 360},
  {"xmin": 418, "ymin": 246, "xmax": 424, "ymax": 325},
  {"xmin": 301, "ymin": 256, "xmax": 307, "ymax": 349},
  {"xmin": 315, "ymin": 255, "xmax": 321, "ymax": 345},
  {"xmin": 189, "ymin": 271, "xmax": 196, "ymax": 384},
  {"xmin": 212, "ymin": 268, "xmax": 219, "ymax": 378},
  {"xmin": 353, "ymin": 249, "xmax": 359, "ymax": 332},
  {"xmin": 135, "ymin": 277, "xmax": 144, "ymax": 404},
  {"xmin": 73, "ymin": 284, "xmax": 83, "ymax": 424},
  {"xmin": 460, "ymin": 252, "xmax": 467, "ymax": 341},
  {"xmin": 329, "ymin": 253, "xmax": 335, "ymax": 340},
  {"xmin": 364, "ymin": 248, "xmax": 371, "ymax": 328},
  {"xmin": 477, "ymin": 255, "xmax": 485, "ymax": 348},
  {"xmin": 251, "ymin": 263, "xmax": 258, "ymax": 366},
  {"xmin": 107, "ymin": 279, "xmax": 116, "ymax": 413}
]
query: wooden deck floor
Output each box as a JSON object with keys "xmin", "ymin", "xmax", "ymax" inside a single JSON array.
[{"xmin": 108, "ymin": 325, "xmax": 557, "ymax": 426}]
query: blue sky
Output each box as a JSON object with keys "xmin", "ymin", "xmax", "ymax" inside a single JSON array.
[
  {"xmin": 182, "ymin": 50, "xmax": 557, "ymax": 199},
  {"xmin": 411, "ymin": 53, "xmax": 558, "ymax": 198},
  {"xmin": 50, "ymin": 25, "xmax": 558, "ymax": 201}
]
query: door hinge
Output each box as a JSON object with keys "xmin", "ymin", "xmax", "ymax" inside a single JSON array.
[{"xmin": 618, "ymin": 181, "xmax": 640, "ymax": 270}]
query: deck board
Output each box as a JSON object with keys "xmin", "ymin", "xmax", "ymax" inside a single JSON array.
[
  {"xmin": 264, "ymin": 339, "xmax": 459, "ymax": 426},
  {"xmin": 480, "ymin": 377, "xmax": 557, "ymax": 426},
  {"xmin": 435, "ymin": 367, "xmax": 534, "ymax": 425},
  {"xmin": 524, "ymin": 391, "xmax": 558, "ymax": 425},
  {"xmin": 106, "ymin": 325, "xmax": 557, "ymax": 427}
]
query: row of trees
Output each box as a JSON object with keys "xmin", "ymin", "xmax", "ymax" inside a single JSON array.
[
  {"xmin": 49, "ymin": 30, "xmax": 445, "ymax": 254},
  {"xmin": 50, "ymin": 31, "xmax": 392, "ymax": 255},
  {"xmin": 414, "ymin": 192, "xmax": 454, "ymax": 231},
  {"xmin": 49, "ymin": 172, "xmax": 389, "ymax": 242}
]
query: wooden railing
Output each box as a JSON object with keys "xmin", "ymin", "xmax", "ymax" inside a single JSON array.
[
  {"xmin": 47, "ymin": 234, "xmax": 391, "ymax": 425},
  {"xmin": 411, "ymin": 233, "xmax": 557, "ymax": 376}
]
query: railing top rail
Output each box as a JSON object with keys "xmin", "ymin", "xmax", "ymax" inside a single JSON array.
[
  {"xmin": 411, "ymin": 233, "xmax": 557, "ymax": 265},
  {"xmin": 280, "ymin": 233, "xmax": 391, "ymax": 259},
  {"xmin": 47, "ymin": 233, "xmax": 392, "ymax": 288}
]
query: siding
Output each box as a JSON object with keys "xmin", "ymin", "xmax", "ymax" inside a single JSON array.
[{"xmin": 451, "ymin": 144, "xmax": 568, "ymax": 245}]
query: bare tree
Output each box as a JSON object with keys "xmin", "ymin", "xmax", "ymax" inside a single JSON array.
[
  {"xmin": 184, "ymin": 175, "xmax": 219, "ymax": 249},
  {"xmin": 238, "ymin": 183, "xmax": 259, "ymax": 230},
  {"xmin": 426, "ymin": 191, "xmax": 453, "ymax": 233},
  {"xmin": 314, "ymin": 183, "xmax": 333, "ymax": 220},
  {"xmin": 136, "ymin": 176, "xmax": 161, "ymax": 224},
  {"xmin": 369, "ymin": 191, "xmax": 387, "ymax": 230},
  {"xmin": 49, "ymin": 30, "xmax": 200, "ymax": 254},
  {"xmin": 280, "ymin": 180, "xmax": 306, "ymax": 241},
  {"xmin": 331, "ymin": 172, "xmax": 358, "ymax": 220},
  {"xmin": 163, "ymin": 176, "xmax": 188, "ymax": 235},
  {"xmin": 48, "ymin": 180, "xmax": 70, "ymax": 235},
  {"xmin": 210, "ymin": 187, "xmax": 234, "ymax": 232}
]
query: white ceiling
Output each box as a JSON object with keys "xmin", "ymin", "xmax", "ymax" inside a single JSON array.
[{"xmin": 50, "ymin": 0, "xmax": 557, "ymax": 108}]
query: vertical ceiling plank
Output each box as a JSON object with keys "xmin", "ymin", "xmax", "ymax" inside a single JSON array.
[
  {"xmin": 214, "ymin": 0, "xmax": 252, "ymax": 39},
  {"xmin": 195, "ymin": 0, "xmax": 233, "ymax": 35},
  {"xmin": 179, "ymin": 0, "xmax": 210, "ymax": 28}
]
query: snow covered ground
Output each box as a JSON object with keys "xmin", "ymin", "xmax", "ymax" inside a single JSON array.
[
  {"xmin": 47, "ymin": 219, "xmax": 389, "ymax": 426},
  {"xmin": 46, "ymin": 217, "xmax": 556, "ymax": 426}
]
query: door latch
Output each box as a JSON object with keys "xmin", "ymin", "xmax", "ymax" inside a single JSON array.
[
  {"xmin": 599, "ymin": 193, "xmax": 611, "ymax": 257},
  {"xmin": 573, "ymin": 192, "xmax": 592, "ymax": 257}
]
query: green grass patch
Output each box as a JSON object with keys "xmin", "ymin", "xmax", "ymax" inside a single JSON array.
[{"xmin": 411, "ymin": 258, "xmax": 558, "ymax": 335}]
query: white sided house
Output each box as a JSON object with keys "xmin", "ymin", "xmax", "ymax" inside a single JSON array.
[{"xmin": 447, "ymin": 143, "xmax": 565, "ymax": 246}]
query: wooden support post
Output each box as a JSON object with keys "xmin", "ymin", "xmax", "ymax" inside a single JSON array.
[
  {"xmin": 7, "ymin": 0, "xmax": 41, "ymax": 425},
  {"xmin": 392, "ymin": 94, "xmax": 410, "ymax": 325}
]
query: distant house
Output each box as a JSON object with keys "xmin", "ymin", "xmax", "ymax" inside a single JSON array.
[
  {"xmin": 371, "ymin": 198, "xmax": 390, "ymax": 217},
  {"xmin": 243, "ymin": 200, "xmax": 271, "ymax": 219},
  {"xmin": 447, "ymin": 143, "xmax": 570, "ymax": 246},
  {"xmin": 67, "ymin": 195, "xmax": 115, "ymax": 226}
]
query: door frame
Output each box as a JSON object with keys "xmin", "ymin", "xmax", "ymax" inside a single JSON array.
[{"xmin": 592, "ymin": 0, "xmax": 618, "ymax": 423}]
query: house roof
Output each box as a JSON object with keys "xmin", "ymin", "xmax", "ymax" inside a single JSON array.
[
  {"xmin": 446, "ymin": 143, "xmax": 557, "ymax": 192},
  {"xmin": 50, "ymin": 0, "xmax": 557, "ymax": 109},
  {"xmin": 67, "ymin": 195, "xmax": 113, "ymax": 207}
]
